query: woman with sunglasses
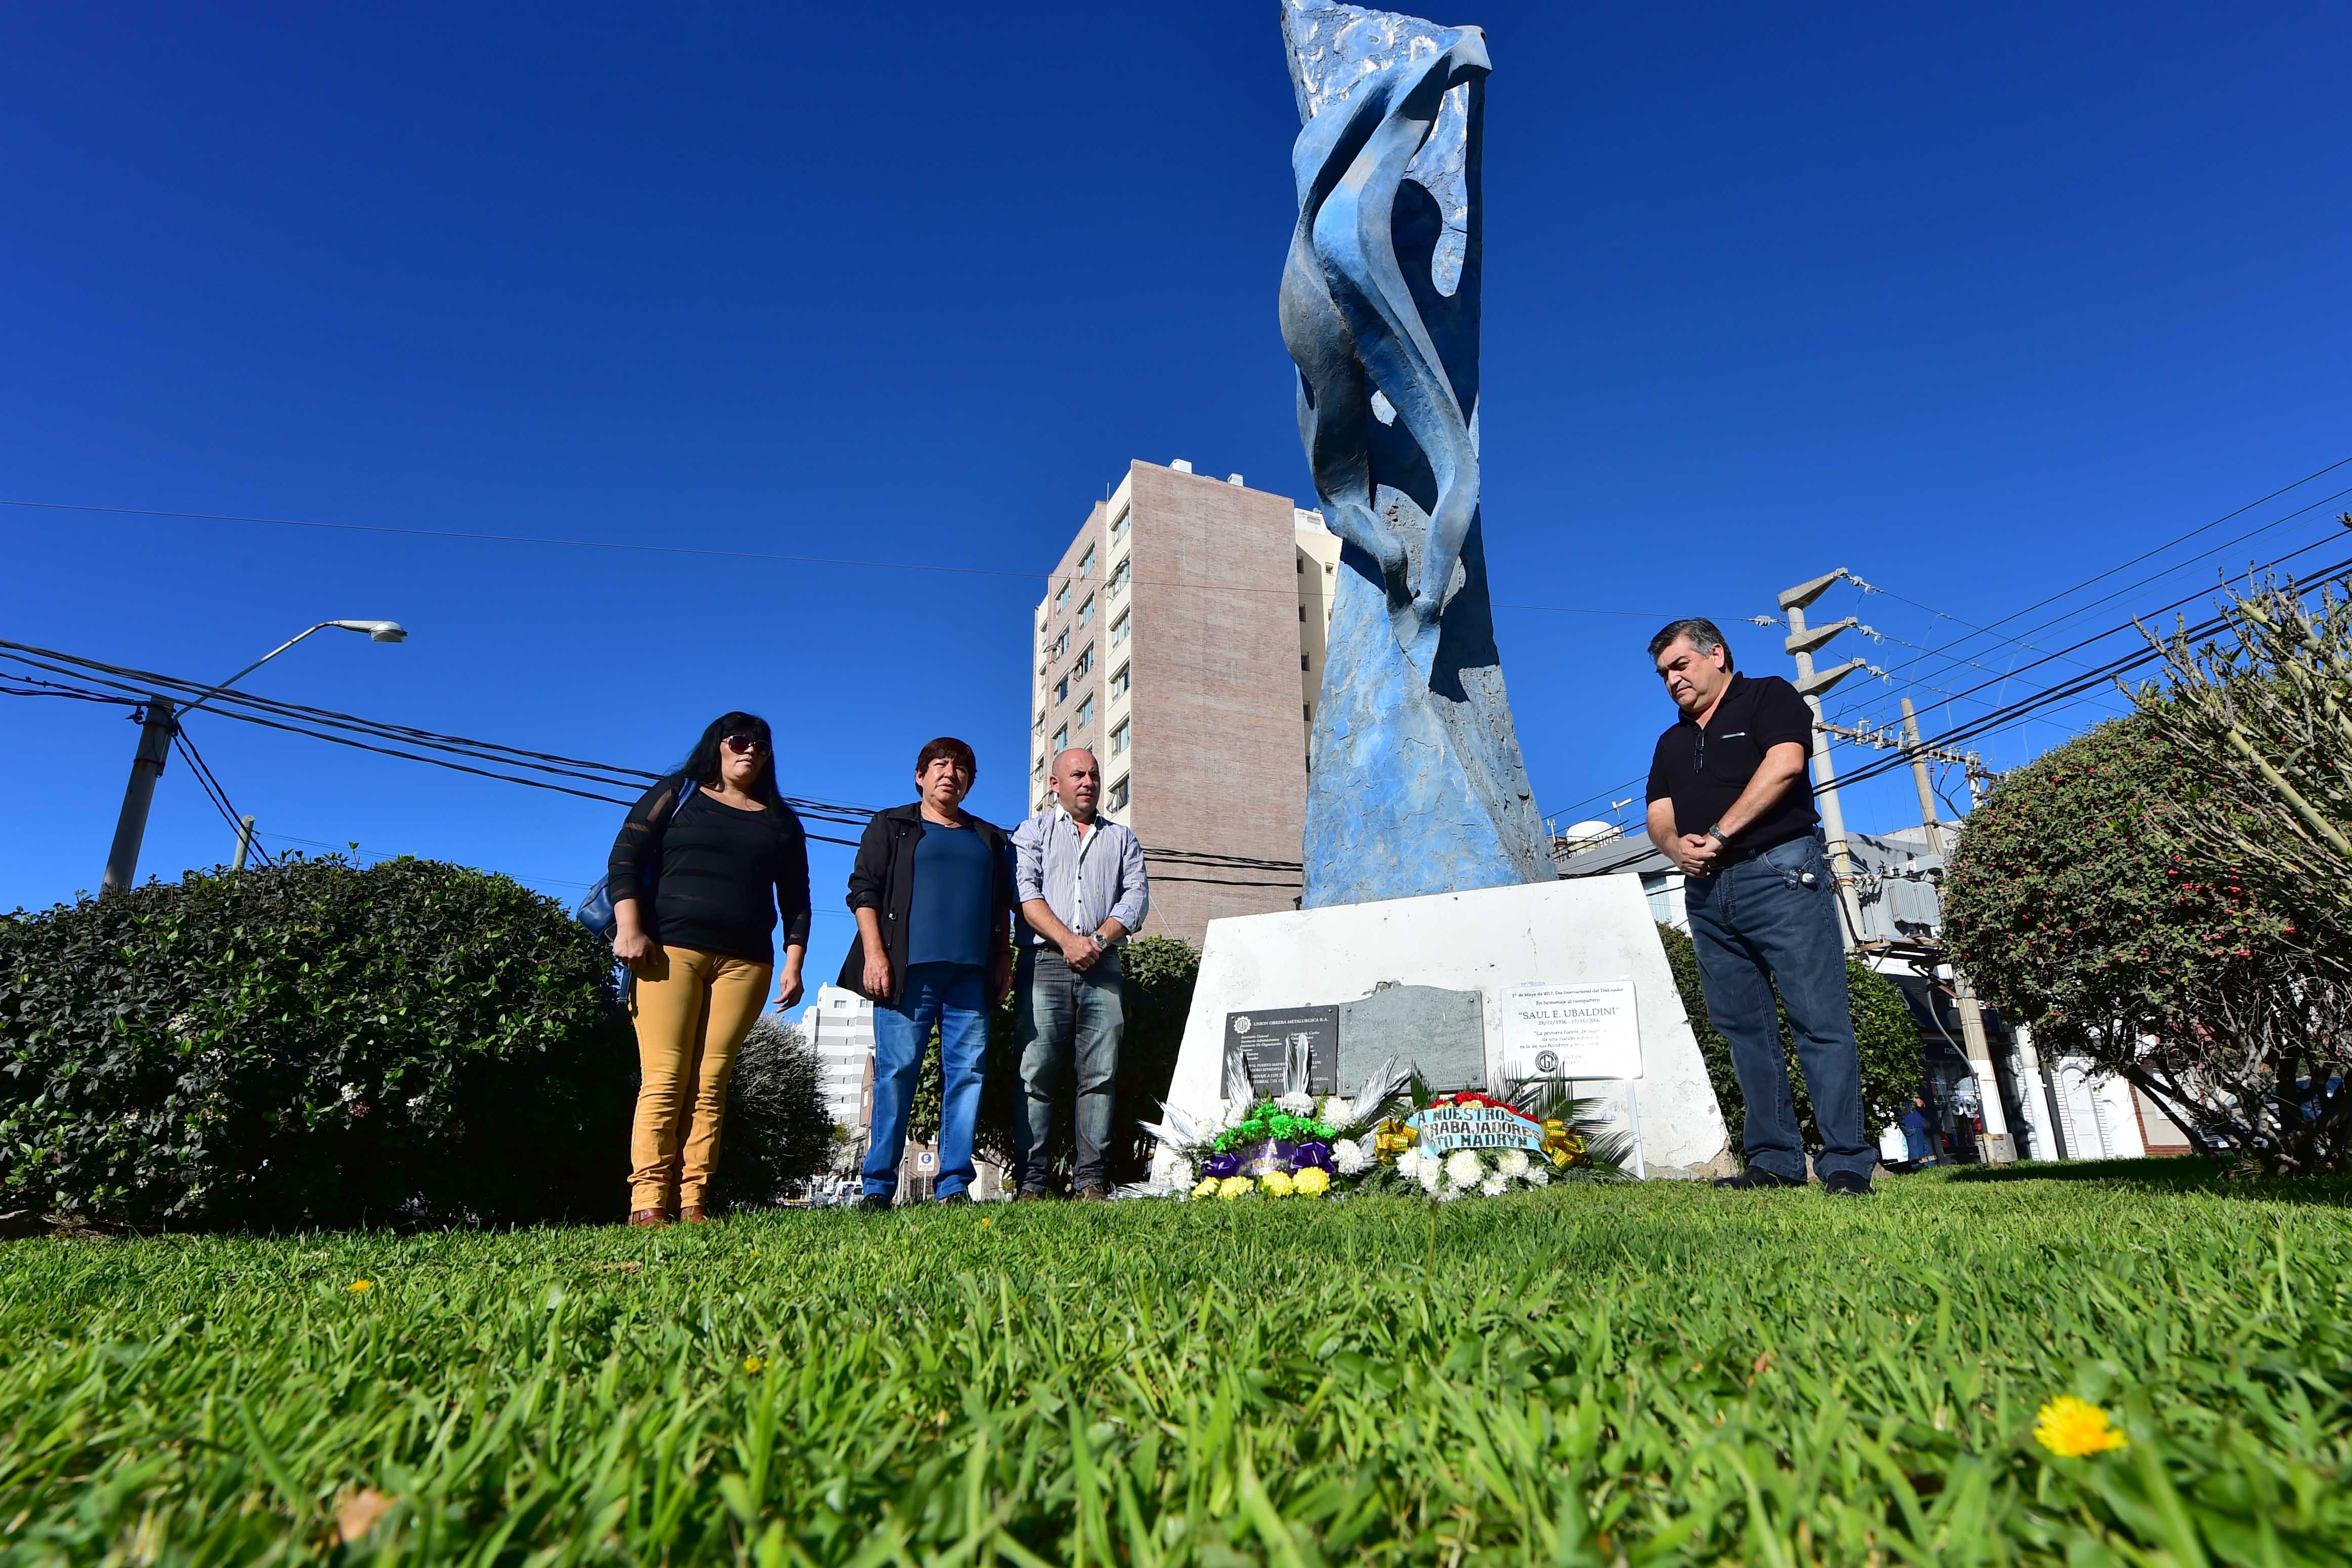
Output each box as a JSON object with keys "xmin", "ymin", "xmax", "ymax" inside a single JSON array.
[{"xmin": 608, "ymin": 712, "xmax": 810, "ymax": 1226}]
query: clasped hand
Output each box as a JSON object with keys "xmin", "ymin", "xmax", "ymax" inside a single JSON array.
[{"xmin": 1670, "ymin": 832, "xmax": 1723, "ymax": 877}]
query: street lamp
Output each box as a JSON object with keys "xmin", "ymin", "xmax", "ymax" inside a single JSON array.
[{"xmin": 100, "ymin": 619, "xmax": 409, "ymax": 893}]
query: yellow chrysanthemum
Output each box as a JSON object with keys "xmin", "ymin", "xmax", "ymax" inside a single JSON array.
[
  {"xmin": 742, "ymin": 1354, "xmax": 769, "ymax": 1376},
  {"xmin": 347, "ymin": 1279, "xmax": 374, "ymax": 1294},
  {"xmin": 1216, "ymin": 1176, "xmax": 1253, "ymax": 1200},
  {"xmin": 1192, "ymin": 1176, "xmax": 1221, "ymax": 1199},
  {"xmin": 1261, "ymin": 1170, "xmax": 1295, "ymax": 1197},
  {"xmin": 2035, "ymin": 1396, "xmax": 2127, "ymax": 1457},
  {"xmin": 1293, "ymin": 1167, "xmax": 1331, "ymax": 1197}
]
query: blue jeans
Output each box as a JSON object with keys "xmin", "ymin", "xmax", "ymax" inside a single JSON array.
[
  {"xmin": 1012, "ymin": 947, "xmax": 1125, "ymax": 1191},
  {"xmin": 864, "ymin": 962, "xmax": 989, "ymax": 1200},
  {"xmin": 1684, "ymin": 831, "xmax": 1878, "ymax": 1183}
]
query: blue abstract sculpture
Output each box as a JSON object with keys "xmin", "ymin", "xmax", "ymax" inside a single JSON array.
[{"xmin": 1281, "ymin": 1, "xmax": 1552, "ymax": 907}]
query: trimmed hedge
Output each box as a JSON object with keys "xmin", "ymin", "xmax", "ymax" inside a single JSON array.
[
  {"xmin": 0, "ymin": 857, "xmax": 632, "ymax": 1228},
  {"xmin": 713, "ymin": 1015, "xmax": 833, "ymax": 1207}
]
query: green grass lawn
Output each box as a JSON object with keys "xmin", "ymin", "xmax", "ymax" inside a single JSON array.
[{"xmin": 2, "ymin": 1161, "xmax": 2346, "ymax": 1566}]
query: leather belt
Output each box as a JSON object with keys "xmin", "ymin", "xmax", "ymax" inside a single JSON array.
[{"xmin": 1707, "ymin": 831, "xmax": 1814, "ymax": 870}]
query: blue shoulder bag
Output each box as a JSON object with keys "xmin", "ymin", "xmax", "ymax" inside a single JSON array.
[{"xmin": 575, "ymin": 776, "xmax": 696, "ymax": 940}]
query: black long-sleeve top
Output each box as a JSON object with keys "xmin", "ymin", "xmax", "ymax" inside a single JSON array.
[{"xmin": 608, "ymin": 775, "xmax": 811, "ymax": 965}]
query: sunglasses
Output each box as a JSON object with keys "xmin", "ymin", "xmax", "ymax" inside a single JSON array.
[{"xmin": 723, "ymin": 733, "xmax": 765, "ymax": 754}]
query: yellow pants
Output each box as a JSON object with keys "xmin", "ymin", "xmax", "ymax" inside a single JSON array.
[{"xmin": 627, "ymin": 945, "xmax": 772, "ymax": 1212}]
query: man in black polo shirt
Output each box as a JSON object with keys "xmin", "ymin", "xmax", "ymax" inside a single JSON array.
[{"xmin": 1645, "ymin": 618, "xmax": 1877, "ymax": 1196}]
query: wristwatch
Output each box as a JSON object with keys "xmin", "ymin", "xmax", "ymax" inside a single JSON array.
[
  {"xmin": 1704, "ymin": 821, "xmax": 1730, "ymax": 846},
  {"xmin": 1087, "ymin": 931, "xmax": 1109, "ymax": 951}
]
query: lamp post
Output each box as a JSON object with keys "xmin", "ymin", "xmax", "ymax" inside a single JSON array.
[{"xmin": 100, "ymin": 621, "xmax": 407, "ymax": 893}]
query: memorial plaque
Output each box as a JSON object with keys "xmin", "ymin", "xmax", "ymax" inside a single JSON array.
[
  {"xmin": 1336, "ymin": 984, "xmax": 1485, "ymax": 1091},
  {"xmin": 1502, "ymin": 980, "xmax": 1642, "ymax": 1081},
  {"xmin": 1223, "ymin": 1006, "xmax": 1338, "ymax": 1097}
]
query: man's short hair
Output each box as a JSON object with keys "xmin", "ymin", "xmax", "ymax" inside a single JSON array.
[
  {"xmin": 915, "ymin": 736, "xmax": 977, "ymax": 778},
  {"xmin": 1647, "ymin": 617, "xmax": 1734, "ymax": 672},
  {"xmin": 1051, "ymin": 747, "xmax": 1098, "ymax": 776}
]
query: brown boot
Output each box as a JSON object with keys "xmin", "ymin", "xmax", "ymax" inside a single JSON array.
[
  {"xmin": 1074, "ymin": 1185, "xmax": 1110, "ymax": 1202},
  {"xmin": 677, "ymin": 1205, "xmax": 713, "ymax": 1225},
  {"xmin": 626, "ymin": 1209, "xmax": 670, "ymax": 1228}
]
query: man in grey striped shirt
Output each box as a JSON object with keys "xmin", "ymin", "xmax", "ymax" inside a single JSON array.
[{"xmin": 1009, "ymin": 748, "xmax": 1150, "ymax": 1200}]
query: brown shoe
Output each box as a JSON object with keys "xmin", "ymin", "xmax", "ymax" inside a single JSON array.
[
  {"xmin": 1014, "ymin": 1188, "xmax": 1054, "ymax": 1203},
  {"xmin": 677, "ymin": 1205, "xmax": 713, "ymax": 1225},
  {"xmin": 626, "ymin": 1209, "xmax": 670, "ymax": 1228},
  {"xmin": 1074, "ymin": 1185, "xmax": 1109, "ymax": 1202}
]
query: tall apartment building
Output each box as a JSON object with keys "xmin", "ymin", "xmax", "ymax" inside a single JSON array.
[
  {"xmin": 1027, "ymin": 459, "xmax": 1340, "ymax": 945},
  {"xmin": 797, "ymin": 983, "xmax": 875, "ymax": 1135}
]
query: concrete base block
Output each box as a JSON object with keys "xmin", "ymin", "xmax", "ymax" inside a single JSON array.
[{"xmin": 1162, "ymin": 877, "xmax": 1731, "ymax": 1178}]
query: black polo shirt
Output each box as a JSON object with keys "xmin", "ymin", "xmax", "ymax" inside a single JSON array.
[{"xmin": 1646, "ymin": 673, "xmax": 1820, "ymax": 852}]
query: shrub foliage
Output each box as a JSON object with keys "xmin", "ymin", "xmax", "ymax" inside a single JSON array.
[
  {"xmin": 2136, "ymin": 575, "xmax": 2352, "ymax": 975},
  {"xmin": 713, "ymin": 1016, "xmax": 833, "ymax": 1207},
  {"xmin": 1657, "ymin": 923, "xmax": 1920, "ymax": 1148},
  {"xmin": 1943, "ymin": 708, "xmax": 2345, "ymax": 1173},
  {"xmin": 0, "ymin": 857, "xmax": 632, "ymax": 1227}
]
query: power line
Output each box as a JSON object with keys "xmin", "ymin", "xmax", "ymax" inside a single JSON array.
[
  {"xmin": 1857, "ymin": 483, "xmax": 2352, "ymax": 689},
  {"xmin": 1828, "ymin": 552, "xmax": 2352, "ymax": 797},
  {"xmin": 1, "ymin": 636, "xmax": 1311, "ymax": 874},
  {"xmin": 171, "ymin": 728, "xmax": 271, "ymax": 867}
]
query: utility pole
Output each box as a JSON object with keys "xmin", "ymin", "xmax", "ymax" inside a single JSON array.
[
  {"xmin": 93, "ymin": 618, "xmax": 406, "ymax": 895},
  {"xmin": 102, "ymin": 698, "xmax": 177, "ymax": 894},
  {"xmin": 1776, "ymin": 570, "xmax": 1870, "ymax": 946},
  {"xmin": 231, "ymin": 815, "xmax": 257, "ymax": 871},
  {"xmin": 1900, "ymin": 698, "xmax": 2018, "ymax": 1164}
]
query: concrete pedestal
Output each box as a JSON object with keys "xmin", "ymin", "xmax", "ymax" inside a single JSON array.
[{"xmin": 1162, "ymin": 877, "xmax": 1732, "ymax": 1178}]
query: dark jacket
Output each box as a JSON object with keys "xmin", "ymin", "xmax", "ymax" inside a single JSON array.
[{"xmin": 835, "ymin": 802, "xmax": 1015, "ymax": 1001}]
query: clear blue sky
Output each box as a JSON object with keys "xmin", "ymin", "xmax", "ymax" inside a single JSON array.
[{"xmin": 5, "ymin": 2, "xmax": 2348, "ymax": 943}]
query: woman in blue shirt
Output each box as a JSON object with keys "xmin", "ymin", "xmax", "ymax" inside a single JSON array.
[{"xmin": 839, "ymin": 737, "xmax": 1014, "ymax": 1207}]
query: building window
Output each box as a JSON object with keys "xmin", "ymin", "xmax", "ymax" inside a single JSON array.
[
  {"xmin": 1299, "ymin": 605, "xmax": 1306, "ymax": 623},
  {"xmin": 1072, "ymin": 643, "xmax": 1093, "ymax": 677},
  {"xmin": 1079, "ymin": 545, "xmax": 1096, "ymax": 581},
  {"xmin": 1054, "ymin": 581, "xmax": 1069, "ymax": 611},
  {"xmin": 1109, "ymin": 556, "xmax": 1130, "ymax": 594},
  {"xmin": 1033, "ymin": 710, "xmax": 1046, "ymax": 733},
  {"xmin": 1297, "ymin": 557, "xmax": 1304, "ymax": 574},
  {"xmin": 1053, "ymin": 725, "xmax": 1068, "ymax": 753},
  {"xmin": 1301, "ymin": 653, "xmax": 1310, "ymax": 670},
  {"xmin": 1110, "ymin": 505, "xmax": 1130, "ymax": 545},
  {"xmin": 1076, "ymin": 695, "xmax": 1094, "ymax": 730},
  {"xmin": 1110, "ymin": 609, "xmax": 1129, "ymax": 648},
  {"xmin": 1032, "ymin": 753, "xmax": 1045, "ymax": 779},
  {"xmin": 1304, "ymin": 704, "xmax": 1313, "ymax": 721},
  {"xmin": 1054, "ymin": 674, "xmax": 1069, "ymax": 704},
  {"xmin": 1106, "ymin": 774, "xmax": 1130, "ymax": 812},
  {"xmin": 1051, "ymin": 629, "xmax": 1069, "ymax": 660},
  {"xmin": 1078, "ymin": 595, "xmax": 1094, "ymax": 628},
  {"xmin": 1110, "ymin": 718, "xmax": 1129, "ymax": 756},
  {"xmin": 1110, "ymin": 662, "xmax": 1130, "ymax": 699}
]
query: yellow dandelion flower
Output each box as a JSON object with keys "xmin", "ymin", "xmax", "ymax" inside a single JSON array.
[
  {"xmin": 347, "ymin": 1279, "xmax": 374, "ymax": 1293},
  {"xmin": 1293, "ymin": 1167, "xmax": 1331, "ymax": 1197},
  {"xmin": 2035, "ymin": 1396, "xmax": 2127, "ymax": 1457},
  {"xmin": 980, "ymin": 1217, "xmax": 993, "ymax": 1227},
  {"xmin": 1216, "ymin": 1176, "xmax": 1253, "ymax": 1200},
  {"xmin": 742, "ymin": 1354, "xmax": 768, "ymax": 1376}
]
